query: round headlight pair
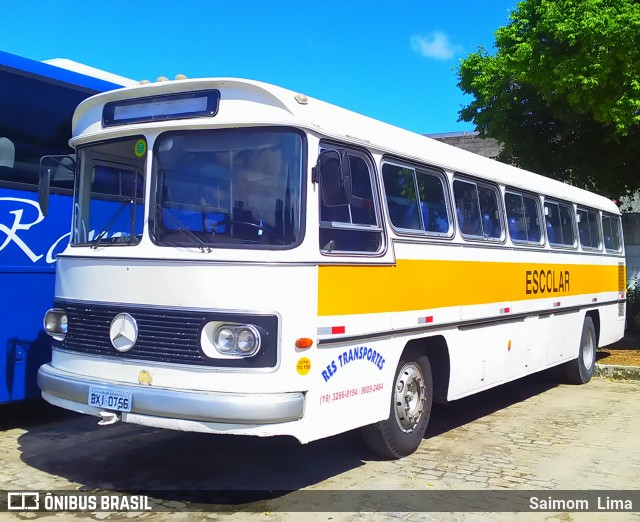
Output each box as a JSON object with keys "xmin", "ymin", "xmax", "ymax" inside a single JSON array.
[
  {"xmin": 44, "ymin": 309, "xmax": 68, "ymax": 341},
  {"xmin": 214, "ymin": 325, "xmax": 260, "ymax": 355}
]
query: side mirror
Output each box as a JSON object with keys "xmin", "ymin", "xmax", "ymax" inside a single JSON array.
[
  {"xmin": 313, "ymin": 149, "xmax": 351, "ymax": 206},
  {"xmin": 38, "ymin": 160, "xmax": 51, "ymax": 217},
  {"xmin": 38, "ymin": 155, "xmax": 76, "ymax": 216}
]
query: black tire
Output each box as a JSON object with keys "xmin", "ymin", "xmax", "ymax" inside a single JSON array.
[
  {"xmin": 361, "ymin": 350, "xmax": 433, "ymax": 459},
  {"xmin": 563, "ymin": 316, "xmax": 596, "ymax": 384}
]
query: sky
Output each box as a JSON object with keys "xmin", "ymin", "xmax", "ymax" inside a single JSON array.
[{"xmin": 2, "ymin": 0, "xmax": 519, "ymax": 135}]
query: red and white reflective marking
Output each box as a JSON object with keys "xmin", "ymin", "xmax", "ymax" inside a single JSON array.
[
  {"xmin": 592, "ymin": 297, "xmax": 598, "ymax": 303},
  {"xmin": 418, "ymin": 316, "xmax": 434, "ymax": 325},
  {"xmin": 500, "ymin": 307, "xmax": 511, "ymax": 314},
  {"xmin": 317, "ymin": 326, "xmax": 346, "ymax": 335},
  {"xmin": 553, "ymin": 301, "xmax": 562, "ymax": 308}
]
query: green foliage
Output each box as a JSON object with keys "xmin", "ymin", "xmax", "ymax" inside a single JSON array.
[
  {"xmin": 457, "ymin": 0, "xmax": 640, "ymax": 198},
  {"xmin": 627, "ymin": 279, "xmax": 640, "ymax": 320}
]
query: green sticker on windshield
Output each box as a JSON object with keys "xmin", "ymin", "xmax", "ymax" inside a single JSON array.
[{"xmin": 134, "ymin": 139, "xmax": 147, "ymax": 157}]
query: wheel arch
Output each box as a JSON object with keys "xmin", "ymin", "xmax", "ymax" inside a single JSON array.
[
  {"xmin": 586, "ymin": 309, "xmax": 601, "ymax": 347},
  {"xmin": 403, "ymin": 335, "xmax": 450, "ymax": 404}
]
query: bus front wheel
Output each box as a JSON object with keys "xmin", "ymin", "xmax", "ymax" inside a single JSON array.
[
  {"xmin": 361, "ymin": 351, "xmax": 433, "ymax": 459},
  {"xmin": 563, "ymin": 316, "xmax": 596, "ymax": 384}
]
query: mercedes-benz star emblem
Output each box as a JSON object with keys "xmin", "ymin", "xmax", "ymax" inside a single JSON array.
[{"xmin": 109, "ymin": 313, "xmax": 138, "ymax": 352}]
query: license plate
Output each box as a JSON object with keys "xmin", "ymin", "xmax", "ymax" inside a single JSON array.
[{"xmin": 88, "ymin": 386, "xmax": 132, "ymax": 412}]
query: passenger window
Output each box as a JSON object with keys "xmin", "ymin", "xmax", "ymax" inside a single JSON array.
[
  {"xmin": 544, "ymin": 200, "xmax": 575, "ymax": 247},
  {"xmin": 382, "ymin": 164, "xmax": 421, "ymax": 231},
  {"xmin": 453, "ymin": 179, "xmax": 502, "ymax": 240},
  {"xmin": 382, "ymin": 162, "xmax": 450, "ymax": 235},
  {"xmin": 416, "ymin": 170, "xmax": 450, "ymax": 233},
  {"xmin": 559, "ymin": 203, "xmax": 576, "ymax": 246},
  {"xmin": 349, "ymin": 156, "xmax": 377, "ymax": 226},
  {"xmin": 505, "ymin": 191, "xmax": 542, "ymax": 244},
  {"xmin": 602, "ymin": 214, "xmax": 622, "ymax": 252},
  {"xmin": 577, "ymin": 207, "xmax": 601, "ymax": 250},
  {"xmin": 318, "ymin": 148, "xmax": 382, "ymax": 254}
]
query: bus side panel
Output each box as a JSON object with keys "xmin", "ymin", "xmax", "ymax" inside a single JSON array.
[
  {"xmin": 0, "ymin": 190, "xmax": 71, "ymax": 403},
  {"xmin": 0, "ymin": 272, "xmax": 54, "ymax": 403},
  {"xmin": 596, "ymin": 302, "xmax": 626, "ymax": 348},
  {"xmin": 447, "ymin": 323, "xmax": 515, "ymax": 399},
  {"xmin": 545, "ymin": 310, "xmax": 583, "ymax": 365},
  {"xmin": 301, "ymin": 335, "xmax": 406, "ymax": 444}
]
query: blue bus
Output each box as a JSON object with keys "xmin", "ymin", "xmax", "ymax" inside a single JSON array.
[{"xmin": 0, "ymin": 51, "xmax": 131, "ymax": 404}]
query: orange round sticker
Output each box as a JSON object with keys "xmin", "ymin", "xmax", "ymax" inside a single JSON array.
[{"xmin": 296, "ymin": 357, "xmax": 311, "ymax": 376}]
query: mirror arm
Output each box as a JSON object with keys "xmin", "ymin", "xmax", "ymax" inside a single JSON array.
[{"xmin": 38, "ymin": 159, "xmax": 51, "ymax": 217}]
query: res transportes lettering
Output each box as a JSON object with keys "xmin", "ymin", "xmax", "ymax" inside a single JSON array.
[{"xmin": 321, "ymin": 346, "xmax": 385, "ymax": 383}]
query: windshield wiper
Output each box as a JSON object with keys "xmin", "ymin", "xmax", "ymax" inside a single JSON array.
[
  {"xmin": 91, "ymin": 197, "xmax": 134, "ymax": 249},
  {"xmin": 153, "ymin": 204, "xmax": 212, "ymax": 253}
]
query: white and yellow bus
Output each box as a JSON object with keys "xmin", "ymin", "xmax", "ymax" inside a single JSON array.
[{"xmin": 38, "ymin": 78, "xmax": 625, "ymax": 458}]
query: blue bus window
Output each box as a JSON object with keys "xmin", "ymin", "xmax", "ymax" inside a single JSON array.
[{"xmin": 0, "ymin": 51, "xmax": 128, "ymax": 404}]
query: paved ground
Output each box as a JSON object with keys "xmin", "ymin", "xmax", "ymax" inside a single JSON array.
[{"xmin": 1, "ymin": 374, "xmax": 639, "ymax": 521}]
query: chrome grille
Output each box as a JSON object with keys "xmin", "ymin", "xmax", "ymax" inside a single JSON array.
[{"xmin": 56, "ymin": 300, "xmax": 277, "ymax": 368}]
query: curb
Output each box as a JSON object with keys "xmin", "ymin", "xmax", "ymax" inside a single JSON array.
[{"xmin": 595, "ymin": 364, "xmax": 640, "ymax": 381}]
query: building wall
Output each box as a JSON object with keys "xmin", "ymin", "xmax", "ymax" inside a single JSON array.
[{"xmin": 426, "ymin": 131, "xmax": 503, "ymax": 160}]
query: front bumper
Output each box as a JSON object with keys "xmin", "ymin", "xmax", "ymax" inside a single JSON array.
[{"xmin": 38, "ymin": 364, "xmax": 305, "ymax": 425}]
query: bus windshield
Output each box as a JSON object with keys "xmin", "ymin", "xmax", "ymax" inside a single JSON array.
[{"xmin": 151, "ymin": 128, "xmax": 304, "ymax": 248}]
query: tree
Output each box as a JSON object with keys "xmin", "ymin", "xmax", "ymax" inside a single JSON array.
[{"xmin": 457, "ymin": 0, "xmax": 640, "ymax": 199}]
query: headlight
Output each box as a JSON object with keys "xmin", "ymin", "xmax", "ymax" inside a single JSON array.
[
  {"xmin": 216, "ymin": 328, "xmax": 236, "ymax": 353},
  {"xmin": 201, "ymin": 322, "xmax": 262, "ymax": 359},
  {"xmin": 236, "ymin": 328, "xmax": 258, "ymax": 353},
  {"xmin": 44, "ymin": 309, "xmax": 68, "ymax": 341}
]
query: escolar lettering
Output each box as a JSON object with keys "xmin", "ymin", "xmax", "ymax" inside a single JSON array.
[{"xmin": 525, "ymin": 270, "xmax": 570, "ymax": 295}]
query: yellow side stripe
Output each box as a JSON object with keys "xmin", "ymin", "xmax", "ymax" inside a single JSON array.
[{"xmin": 318, "ymin": 260, "xmax": 622, "ymax": 317}]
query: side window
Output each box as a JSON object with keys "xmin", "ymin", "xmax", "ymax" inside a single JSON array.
[
  {"xmin": 349, "ymin": 156, "xmax": 377, "ymax": 226},
  {"xmin": 559, "ymin": 203, "xmax": 576, "ymax": 246},
  {"xmin": 602, "ymin": 213, "xmax": 622, "ymax": 252},
  {"xmin": 453, "ymin": 178, "xmax": 502, "ymax": 240},
  {"xmin": 544, "ymin": 200, "xmax": 576, "ymax": 247},
  {"xmin": 416, "ymin": 169, "xmax": 450, "ymax": 234},
  {"xmin": 318, "ymin": 148, "xmax": 382, "ymax": 254},
  {"xmin": 577, "ymin": 207, "xmax": 601, "ymax": 250},
  {"xmin": 382, "ymin": 163, "xmax": 421, "ymax": 231},
  {"xmin": 505, "ymin": 191, "xmax": 542, "ymax": 244},
  {"xmin": 1, "ymin": 72, "xmax": 89, "ymax": 187},
  {"xmin": 382, "ymin": 162, "xmax": 450, "ymax": 235}
]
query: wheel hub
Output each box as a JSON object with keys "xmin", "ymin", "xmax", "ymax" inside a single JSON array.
[
  {"xmin": 582, "ymin": 326, "xmax": 595, "ymax": 371},
  {"xmin": 394, "ymin": 362, "xmax": 426, "ymax": 432}
]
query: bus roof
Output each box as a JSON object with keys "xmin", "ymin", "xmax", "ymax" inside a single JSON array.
[
  {"xmin": 0, "ymin": 50, "xmax": 135, "ymax": 93},
  {"xmin": 72, "ymin": 77, "xmax": 619, "ymax": 214}
]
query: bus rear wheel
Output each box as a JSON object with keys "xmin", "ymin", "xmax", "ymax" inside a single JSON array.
[
  {"xmin": 563, "ymin": 316, "xmax": 596, "ymax": 384},
  {"xmin": 361, "ymin": 351, "xmax": 433, "ymax": 459}
]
